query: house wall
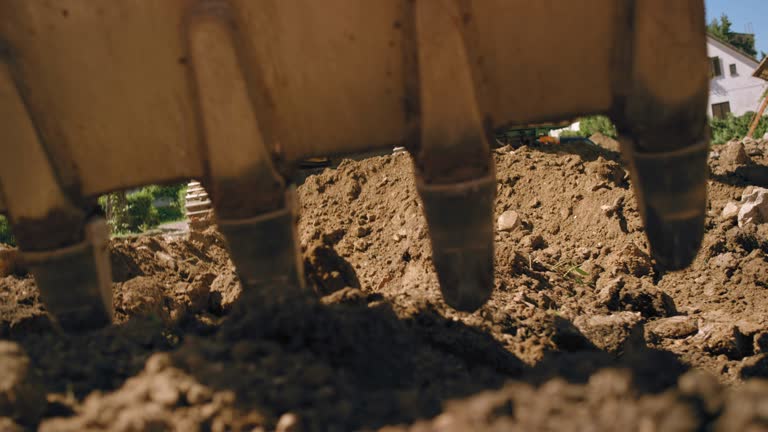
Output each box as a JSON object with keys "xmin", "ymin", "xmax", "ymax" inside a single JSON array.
[{"xmin": 707, "ymin": 36, "xmax": 768, "ymax": 117}]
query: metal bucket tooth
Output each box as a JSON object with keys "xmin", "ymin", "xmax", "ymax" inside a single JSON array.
[
  {"xmin": 416, "ymin": 173, "xmax": 495, "ymax": 312},
  {"xmin": 21, "ymin": 218, "xmax": 113, "ymax": 331},
  {"xmin": 620, "ymin": 138, "xmax": 709, "ymax": 269},
  {"xmin": 216, "ymin": 188, "xmax": 305, "ymax": 291}
]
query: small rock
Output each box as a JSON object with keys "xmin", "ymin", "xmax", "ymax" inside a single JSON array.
[
  {"xmin": 710, "ymin": 252, "xmax": 738, "ymax": 273},
  {"xmin": 154, "ymin": 251, "xmax": 176, "ymax": 270},
  {"xmin": 0, "ymin": 341, "xmax": 45, "ymax": 424},
  {"xmin": 276, "ymin": 412, "xmax": 302, "ymax": 432},
  {"xmin": 497, "ymin": 210, "xmax": 521, "ymax": 232},
  {"xmin": 529, "ymin": 198, "xmax": 541, "ymax": 208},
  {"xmin": 721, "ymin": 202, "xmax": 740, "ymax": 219},
  {"xmin": 646, "ymin": 316, "xmax": 698, "ymax": 339},
  {"xmin": 720, "ymin": 140, "xmax": 751, "ymax": 166},
  {"xmin": 573, "ymin": 312, "xmax": 643, "ymax": 353},
  {"xmin": 738, "ymin": 187, "xmax": 768, "ymax": 227},
  {"xmin": 697, "ymin": 321, "xmax": 752, "ymax": 359}
]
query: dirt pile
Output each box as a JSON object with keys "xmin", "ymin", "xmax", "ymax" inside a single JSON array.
[{"xmin": 4, "ymin": 138, "xmax": 768, "ymax": 430}]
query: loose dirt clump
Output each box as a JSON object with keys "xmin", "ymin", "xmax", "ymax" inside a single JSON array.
[{"xmin": 4, "ymin": 138, "xmax": 768, "ymax": 430}]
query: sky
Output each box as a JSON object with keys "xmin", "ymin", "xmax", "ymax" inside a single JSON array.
[{"xmin": 705, "ymin": 0, "xmax": 768, "ymax": 58}]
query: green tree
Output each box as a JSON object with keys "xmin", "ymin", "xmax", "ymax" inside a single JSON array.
[{"xmin": 707, "ymin": 13, "xmax": 758, "ymax": 58}]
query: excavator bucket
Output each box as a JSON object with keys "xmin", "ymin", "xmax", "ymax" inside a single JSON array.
[{"xmin": 0, "ymin": 0, "xmax": 709, "ymax": 329}]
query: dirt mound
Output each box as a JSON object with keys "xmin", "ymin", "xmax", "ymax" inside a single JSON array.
[{"xmin": 4, "ymin": 140, "xmax": 768, "ymax": 430}]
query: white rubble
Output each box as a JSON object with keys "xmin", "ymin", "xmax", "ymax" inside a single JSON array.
[{"xmin": 738, "ymin": 187, "xmax": 768, "ymax": 227}]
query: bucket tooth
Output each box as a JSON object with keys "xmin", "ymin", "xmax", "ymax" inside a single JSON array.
[
  {"xmin": 412, "ymin": 0, "xmax": 495, "ymax": 311},
  {"xmin": 416, "ymin": 173, "xmax": 495, "ymax": 311},
  {"xmin": 620, "ymin": 138, "xmax": 708, "ymax": 269},
  {"xmin": 186, "ymin": 3, "xmax": 304, "ymax": 293},
  {"xmin": 0, "ymin": 61, "xmax": 112, "ymax": 330},
  {"xmin": 216, "ymin": 188, "xmax": 304, "ymax": 291},
  {"xmin": 21, "ymin": 218, "xmax": 113, "ymax": 331}
]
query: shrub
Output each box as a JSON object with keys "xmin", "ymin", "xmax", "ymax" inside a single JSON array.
[
  {"xmin": 125, "ymin": 189, "xmax": 159, "ymax": 232},
  {"xmin": 558, "ymin": 129, "xmax": 583, "ymax": 138},
  {"xmin": 99, "ymin": 182, "xmax": 188, "ymax": 234},
  {"xmin": 157, "ymin": 205, "xmax": 184, "ymax": 222},
  {"xmin": 710, "ymin": 112, "xmax": 768, "ymax": 145},
  {"xmin": 579, "ymin": 115, "xmax": 618, "ymax": 138},
  {"xmin": 0, "ymin": 215, "xmax": 15, "ymax": 246},
  {"xmin": 155, "ymin": 184, "xmax": 187, "ymax": 223}
]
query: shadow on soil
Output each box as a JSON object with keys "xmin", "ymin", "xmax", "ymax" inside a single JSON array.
[
  {"xmin": 520, "ymin": 140, "xmax": 622, "ymax": 163},
  {"xmin": 7, "ymin": 280, "xmax": 693, "ymax": 430},
  {"xmin": 711, "ymin": 165, "xmax": 768, "ymax": 188}
]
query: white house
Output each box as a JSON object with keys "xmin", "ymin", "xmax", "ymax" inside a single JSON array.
[{"xmin": 707, "ymin": 34, "xmax": 768, "ymax": 118}]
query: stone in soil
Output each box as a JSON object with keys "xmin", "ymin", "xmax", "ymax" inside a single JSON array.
[
  {"xmin": 721, "ymin": 202, "xmax": 739, "ymax": 220},
  {"xmin": 738, "ymin": 187, "xmax": 768, "ymax": 227},
  {"xmin": 646, "ymin": 316, "xmax": 698, "ymax": 340},
  {"xmin": 720, "ymin": 140, "xmax": 751, "ymax": 166},
  {"xmin": 497, "ymin": 210, "xmax": 522, "ymax": 232},
  {"xmin": 573, "ymin": 312, "xmax": 643, "ymax": 353}
]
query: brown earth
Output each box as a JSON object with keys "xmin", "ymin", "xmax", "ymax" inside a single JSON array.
[{"xmin": 4, "ymin": 138, "xmax": 768, "ymax": 431}]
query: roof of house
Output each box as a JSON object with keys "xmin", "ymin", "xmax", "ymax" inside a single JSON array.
[
  {"xmin": 706, "ymin": 34, "xmax": 761, "ymax": 66},
  {"xmin": 755, "ymin": 56, "xmax": 768, "ymax": 81}
]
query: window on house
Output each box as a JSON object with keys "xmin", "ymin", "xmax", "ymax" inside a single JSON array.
[
  {"xmin": 712, "ymin": 101, "xmax": 731, "ymax": 119},
  {"xmin": 730, "ymin": 64, "xmax": 738, "ymax": 76},
  {"xmin": 710, "ymin": 56, "xmax": 722, "ymax": 77}
]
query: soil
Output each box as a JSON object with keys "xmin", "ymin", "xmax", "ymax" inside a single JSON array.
[{"xmin": 4, "ymin": 137, "xmax": 768, "ymax": 431}]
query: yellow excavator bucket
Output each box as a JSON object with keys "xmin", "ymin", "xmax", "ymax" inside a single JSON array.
[{"xmin": 0, "ymin": 0, "xmax": 710, "ymax": 330}]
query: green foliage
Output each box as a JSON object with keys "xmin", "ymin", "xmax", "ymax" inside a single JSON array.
[
  {"xmin": 710, "ymin": 112, "xmax": 768, "ymax": 144},
  {"xmin": 147, "ymin": 183, "xmax": 187, "ymax": 223},
  {"xmin": 0, "ymin": 215, "xmax": 15, "ymax": 246},
  {"xmin": 125, "ymin": 189, "xmax": 159, "ymax": 232},
  {"xmin": 144, "ymin": 184, "xmax": 184, "ymax": 201},
  {"xmin": 707, "ymin": 14, "xmax": 758, "ymax": 58},
  {"xmin": 579, "ymin": 115, "xmax": 618, "ymax": 138},
  {"xmin": 99, "ymin": 182, "xmax": 187, "ymax": 235},
  {"xmin": 558, "ymin": 129, "xmax": 583, "ymax": 138},
  {"xmin": 156, "ymin": 205, "xmax": 184, "ymax": 222}
]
